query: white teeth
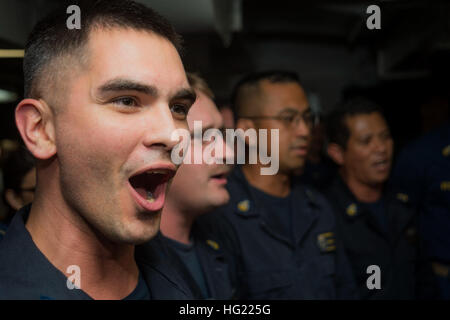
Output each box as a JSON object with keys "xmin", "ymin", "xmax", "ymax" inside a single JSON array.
[{"xmin": 146, "ymin": 169, "xmax": 167, "ymax": 175}]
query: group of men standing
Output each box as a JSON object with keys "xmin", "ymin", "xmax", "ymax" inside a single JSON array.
[{"xmin": 0, "ymin": 0, "xmax": 446, "ymax": 300}]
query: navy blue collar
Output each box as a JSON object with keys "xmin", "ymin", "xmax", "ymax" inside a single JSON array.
[
  {"xmin": 0, "ymin": 205, "xmax": 189, "ymax": 299},
  {"xmin": 229, "ymin": 166, "xmax": 319, "ymax": 247},
  {"xmin": 0, "ymin": 205, "xmax": 92, "ymax": 299},
  {"xmin": 230, "ymin": 165, "xmax": 320, "ymax": 218}
]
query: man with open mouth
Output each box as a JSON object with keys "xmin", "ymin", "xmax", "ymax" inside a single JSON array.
[
  {"xmin": 137, "ymin": 73, "xmax": 242, "ymax": 300},
  {"xmin": 325, "ymin": 97, "xmax": 437, "ymax": 299},
  {"xmin": 0, "ymin": 0, "xmax": 196, "ymax": 299}
]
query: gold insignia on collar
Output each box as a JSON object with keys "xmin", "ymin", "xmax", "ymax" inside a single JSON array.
[
  {"xmin": 442, "ymin": 145, "xmax": 450, "ymax": 157},
  {"xmin": 346, "ymin": 203, "xmax": 357, "ymax": 216},
  {"xmin": 441, "ymin": 182, "xmax": 450, "ymax": 191},
  {"xmin": 237, "ymin": 199, "xmax": 250, "ymax": 212},
  {"xmin": 206, "ymin": 239, "xmax": 219, "ymax": 250},
  {"xmin": 317, "ymin": 232, "xmax": 336, "ymax": 253},
  {"xmin": 396, "ymin": 193, "xmax": 409, "ymax": 203}
]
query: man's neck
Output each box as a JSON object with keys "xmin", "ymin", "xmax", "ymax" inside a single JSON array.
[
  {"xmin": 242, "ymin": 164, "xmax": 291, "ymax": 197},
  {"xmin": 339, "ymin": 170, "xmax": 383, "ymax": 203},
  {"xmin": 26, "ymin": 194, "xmax": 139, "ymax": 300},
  {"xmin": 160, "ymin": 200, "xmax": 195, "ymax": 245}
]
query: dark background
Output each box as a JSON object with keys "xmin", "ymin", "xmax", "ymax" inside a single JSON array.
[{"xmin": 0, "ymin": 0, "xmax": 449, "ymax": 151}]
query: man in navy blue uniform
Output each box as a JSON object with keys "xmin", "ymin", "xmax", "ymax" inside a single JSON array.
[
  {"xmin": 392, "ymin": 121, "xmax": 450, "ymax": 299},
  {"xmin": 0, "ymin": 0, "xmax": 196, "ymax": 299},
  {"xmin": 325, "ymin": 98, "xmax": 437, "ymax": 299},
  {"xmin": 217, "ymin": 71, "xmax": 358, "ymax": 299},
  {"xmin": 137, "ymin": 73, "xmax": 243, "ymax": 299}
]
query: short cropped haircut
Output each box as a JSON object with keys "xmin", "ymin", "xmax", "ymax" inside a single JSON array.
[
  {"xmin": 325, "ymin": 97, "xmax": 385, "ymax": 149},
  {"xmin": 187, "ymin": 73, "xmax": 215, "ymax": 100},
  {"xmin": 24, "ymin": 0, "xmax": 182, "ymax": 99},
  {"xmin": 231, "ymin": 70, "xmax": 302, "ymax": 121}
]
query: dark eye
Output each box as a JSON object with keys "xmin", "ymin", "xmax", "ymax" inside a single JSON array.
[
  {"xmin": 171, "ymin": 103, "xmax": 189, "ymax": 118},
  {"xmin": 380, "ymin": 132, "xmax": 392, "ymax": 140},
  {"xmin": 360, "ymin": 137, "xmax": 371, "ymax": 145},
  {"xmin": 303, "ymin": 112, "xmax": 314, "ymax": 125},
  {"xmin": 112, "ymin": 97, "xmax": 138, "ymax": 107},
  {"xmin": 280, "ymin": 114, "xmax": 295, "ymax": 124}
]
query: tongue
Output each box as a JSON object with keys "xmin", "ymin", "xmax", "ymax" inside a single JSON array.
[
  {"xmin": 135, "ymin": 187, "xmax": 148, "ymax": 199},
  {"xmin": 129, "ymin": 173, "xmax": 161, "ymax": 199}
]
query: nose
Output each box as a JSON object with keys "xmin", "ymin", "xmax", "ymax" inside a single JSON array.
[
  {"xmin": 372, "ymin": 139, "xmax": 390, "ymax": 159},
  {"xmin": 373, "ymin": 137, "xmax": 387, "ymax": 153},
  {"xmin": 142, "ymin": 103, "xmax": 182, "ymax": 152},
  {"xmin": 293, "ymin": 115, "xmax": 310, "ymax": 139}
]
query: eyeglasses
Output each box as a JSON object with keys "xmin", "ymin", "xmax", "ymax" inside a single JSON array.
[{"xmin": 240, "ymin": 111, "xmax": 318, "ymax": 128}]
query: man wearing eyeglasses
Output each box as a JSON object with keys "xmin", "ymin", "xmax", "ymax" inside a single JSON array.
[{"xmin": 216, "ymin": 71, "xmax": 357, "ymax": 299}]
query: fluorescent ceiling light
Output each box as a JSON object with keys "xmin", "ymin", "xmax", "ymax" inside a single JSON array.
[
  {"xmin": 0, "ymin": 89, "xmax": 18, "ymax": 103},
  {"xmin": 0, "ymin": 49, "xmax": 24, "ymax": 58}
]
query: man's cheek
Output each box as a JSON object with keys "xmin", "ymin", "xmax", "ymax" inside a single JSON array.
[{"xmin": 86, "ymin": 128, "xmax": 136, "ymax": 160}]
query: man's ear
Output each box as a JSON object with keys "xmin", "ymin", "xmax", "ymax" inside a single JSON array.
[
  {"xmin": 15, "ymin": 99, "xmax": 56, "ymax": 160},
  {"xmin": 4, "ymin": 189, "xmax": 23, "ymax": 211},
  {"xmin": 327, "ymin": 142, "xmax": 345, "ymax": 166}
]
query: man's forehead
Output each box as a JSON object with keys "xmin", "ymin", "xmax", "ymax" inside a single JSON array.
[
  {"xmin": 87, "ymin": 26, "xmax": 170, "ymax": 48},
  {"xmin": 260, "ymin": 80, "xmax": 305, "ymax": 94},
  {"xmin": 347, "ymin": 112, "xmax": 388, "ymax": 135},
  {"xmin": 259, "ymin": 80, "xmax": 308, "ymax": 113},
  {"xmin": 85, "ymin": 27, "xmax": 188, "ymax": 91}
]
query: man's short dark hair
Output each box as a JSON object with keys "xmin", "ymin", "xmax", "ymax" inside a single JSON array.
[
  {"xmin": 231, "ymin": 70, "xmax": 302, "ymax": 121},
  {"xmin": 24, "ymin": 0, "xmax": 182, "ymax": 99},
  {"xmin": 187, "ymin": 73, "xmax": 215, "ymax": 100},
  {"xmin": 325, "ymin": 97, "xmax": 385, "ymax": 149}
]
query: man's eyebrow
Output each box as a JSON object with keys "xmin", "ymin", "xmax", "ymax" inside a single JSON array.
[
  {"xmin": 97, "ymin": 79, "xmax": 196, "ymax": 105},
  {"xmin": 172, "ymin": 88, "xmax": 197, "ymax": 104},
  {"xmin": 358, "ymin": 132, "xmax": 373, "ymax": 139},
  {"xmin": 97, "ymin": 79, "xmax": 158, "ymax": 96},
  {"xmin": 278, "ymin": 107, "xmax": 311, "ymax": 114}
]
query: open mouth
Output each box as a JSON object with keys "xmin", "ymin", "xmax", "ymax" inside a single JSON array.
[
  {"xmin": 128, "ymin": 169, "xmax": 175, "ymax": 212},
  {"xmin": 210, "ymin": 171, "xmax": 229, "ymax": 185},
  {"xmin": 291, "ymin": 145, "xmax": 308, "ymax": 155},
  {"xmin": 372, "ymin": 159, "xmax": 390, "ymax": 171},
  {"xmin": 211, "ymin": 173, "xmax": 226, "ymax": 179}
]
